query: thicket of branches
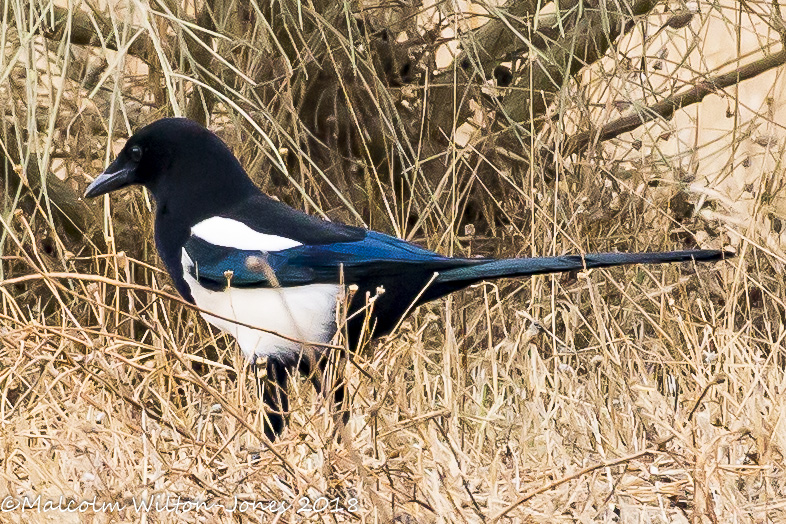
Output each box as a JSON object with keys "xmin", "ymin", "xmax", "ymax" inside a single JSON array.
[
  {"xmin": 6, "ymin": 0, "xmax": 783, "ymax": 247},
  {"xmin": 1, "ymin": 0, "xmax": 785, "ymax": 521}
]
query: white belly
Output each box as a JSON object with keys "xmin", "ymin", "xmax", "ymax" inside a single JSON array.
[{"xmin": 182, "ymin": 271, "xmax": 339, "ymax": 360}]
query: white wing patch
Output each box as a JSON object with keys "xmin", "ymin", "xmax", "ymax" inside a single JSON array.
[
  {"xmin": 181, "ymin": 250, "xmax": 338, "ymax": 360},
  {"xmin": 191, "ymin": 216, "xmax": 302, "ymax": 251}
]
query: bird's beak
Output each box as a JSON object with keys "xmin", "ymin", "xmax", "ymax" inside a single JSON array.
[{"xmin": 84, "ymin": 158, "xmax": 135, "ymax": 198}]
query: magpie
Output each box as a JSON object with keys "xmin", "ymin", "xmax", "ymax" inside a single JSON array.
[{"xmin": 85, "ymin": 117, "xmax": 732, "ymax": 440}]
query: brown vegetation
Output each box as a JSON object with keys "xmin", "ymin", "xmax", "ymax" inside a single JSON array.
[{"xmin": 1, "ymin": 0, "xmax": 785, "ymax": 521}]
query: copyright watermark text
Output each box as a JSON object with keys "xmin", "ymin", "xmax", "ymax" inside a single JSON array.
[{"xmin": 1, "ymin": 494, "xmax": 360, "ymax": 515}]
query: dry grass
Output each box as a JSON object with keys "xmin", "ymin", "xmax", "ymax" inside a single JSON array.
[{"xmin": 1, "ymin": 0, "xmax": 785, "ymax": 522}]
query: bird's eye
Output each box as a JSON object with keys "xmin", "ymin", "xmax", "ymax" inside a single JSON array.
[{"xmin": 129, "ymin": 145, "xmax": 143, "ymax": 162}]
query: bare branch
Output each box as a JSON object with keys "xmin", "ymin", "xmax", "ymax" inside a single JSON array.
[
  {"xmin": 44, "ymin": 6, "xmax": 156, "ymax": 65},
  {"xmin": 500, "ymin": 0, "xmax": 659, "ymax": 124},
  {"xmin": 2, "ymin": 150, "xmax": 98, "ymax": 239},
  {"xmin": 565, "ymin": 48, "xmax": 786, "ymax": 154},
  {"xmin": 453, "ymin": 0, "xmax": 543, "ymax": 78},
  {"xmin": 427, "ymin": 0, "xmax": 659, "ymax": 137}
]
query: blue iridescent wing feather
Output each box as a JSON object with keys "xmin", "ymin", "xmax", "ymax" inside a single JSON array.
[{"xmin": 183, "ymin": 231, "xmax": 471, "ymax": 290}]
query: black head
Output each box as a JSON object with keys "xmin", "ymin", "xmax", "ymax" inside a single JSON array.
[{"xmin": 85, "ymin": 118, "xmax": 259, "ymax": 220}]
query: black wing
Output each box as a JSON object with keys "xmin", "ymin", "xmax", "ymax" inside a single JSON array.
[{"xmin": 221, "ymin": 194, "xmax": 367, "ymax": 245}]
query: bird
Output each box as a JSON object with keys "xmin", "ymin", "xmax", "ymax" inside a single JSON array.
[{"xmin": 84, "ymin": 117, "xmax": 732, "ymax": 440}]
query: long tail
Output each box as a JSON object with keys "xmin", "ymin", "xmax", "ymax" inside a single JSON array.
[{"xmin": 434, "ymin": 249, "xmax": 733, "ymax": 285}]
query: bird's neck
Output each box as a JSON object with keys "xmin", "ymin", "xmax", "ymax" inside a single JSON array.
[
  {"xmin": 150, "ymin": 174, "xmax": 260, "ymax": 300},
  {"xmin": 152, "ymin": 172, "xmax": 259, "ymax": 226}
]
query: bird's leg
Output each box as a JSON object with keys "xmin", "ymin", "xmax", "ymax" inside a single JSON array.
[
  {"xmin": 262, "ymin": 357, "xmax": 290, "ymax": 440},
  {"xmin": 252, "ymin": 355, "xmax": 263, "ymax": 399},
  {"xmin": 302, "ymin": 351, "xmax": 349, "ymax": 434},
  {"xmin": 298, "ymin": 353, "xmax": 320, "ymax": 392},
  {"xmin": 328, "ymin": 363, "xmax": 350, "ymax": 432}
]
